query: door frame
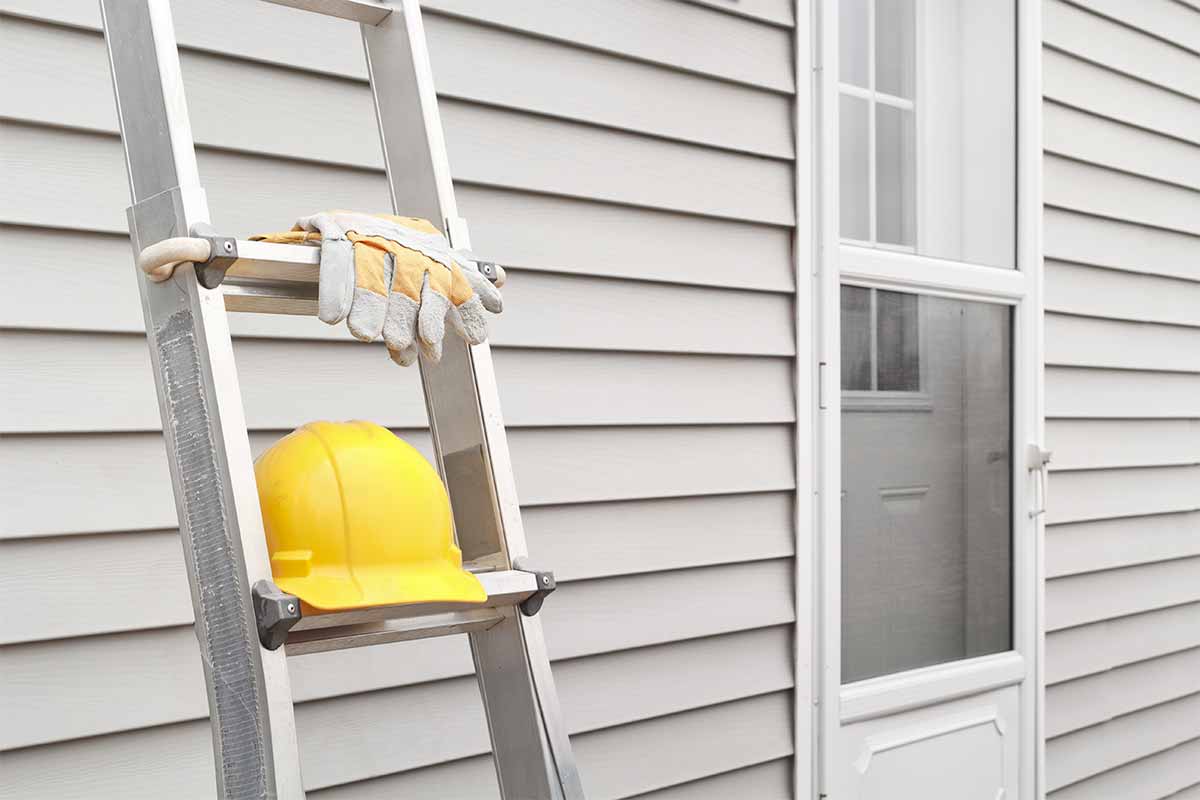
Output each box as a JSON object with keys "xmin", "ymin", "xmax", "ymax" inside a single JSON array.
[{"xmin": 793, "ymin": 0, "xmax": 1044, "ymax": 796}]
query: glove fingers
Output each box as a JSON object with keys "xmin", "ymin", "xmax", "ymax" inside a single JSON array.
[
  {"xmin": 346, "ymin": 249, "xmax": 392, "ymax": 342},
  {"xmin": 383, "ymin": 278, "xmax": 419, "ymax": 360},
  {"xmin": 387, "ymin": 341, "xmax": 419, "ymax": 367},
  {"xmin": 317, "ymin": 237, "xmax": 355, "ymax": 325},
  {"xmin": 461, "ymin": 265, "xmax": 504, "ymax": 314},
  {"xmin": 450, "ymin": 294, "xmax": 490, "ymax": 346},
  {"xmin": 418, "ymin": 272, "xmax": 452, "ymax": 363}
]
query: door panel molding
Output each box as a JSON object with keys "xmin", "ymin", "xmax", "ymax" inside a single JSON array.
[{"xmin": 841, "ymin": 651, "xmax": 1026, "ymax": 724}]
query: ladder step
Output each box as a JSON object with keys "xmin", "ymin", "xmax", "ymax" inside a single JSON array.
[
  {"xmin": 219, "ymin": 240, "xmax": 320, "ymax": 316},
  {"xmin": 284, "ymin": 569, "xmax": 539, "ymax": 656},
  {"xmin": 262, "ymin": 0, "xmax": 391, "ymax": 25}
]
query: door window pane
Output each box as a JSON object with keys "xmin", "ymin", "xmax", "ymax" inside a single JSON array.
[
  {"xmin": 837, "ymin": 0, "xmax": 1017, "ymax": 268},
  {"xmin": 875, "ymin": 0, "xmax": 914, "ymax": 98},
  {"xmin": 839, "ymin": 95, "xmax": 871, "ymax": 242},
  {"xmin": 875, "ymin": 104, "xmax": 915, "ymax": 247},
  {"xmin": 876, "ymin": 290, "xmax": 919, "ymax": 391},
  {"xmin": 841, "ymin": 286, "xmax": 873, "ymax": 390},
  {"xmin": 841, "ymin": 290, "xmax": 1012, "ymax": 682},
  {"xmin": 840, "ymin": 0, "xmax": 870, "ymax": 87}
]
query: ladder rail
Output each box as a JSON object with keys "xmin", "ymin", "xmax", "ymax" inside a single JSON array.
[
  {"xmin": 99, "ymin": 2, "xmax": 305, "ymax": 797},
  {"xmin": 363, "ymin": 5, "xmax": 584, "ymax": 797}
]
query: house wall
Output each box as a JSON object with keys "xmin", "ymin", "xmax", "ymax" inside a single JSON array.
[
  {"xmin": 1040, "ymin": 1, "xmax": 1200, "ymax": 797},
  {"xmin": 0, "ymin": 1, "xmax": 800, "ymax": 797}
]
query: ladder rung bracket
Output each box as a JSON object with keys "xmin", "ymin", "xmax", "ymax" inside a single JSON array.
[{"xmin": 262, "ymin": 0, "xmax": 392, "ymax": 25}]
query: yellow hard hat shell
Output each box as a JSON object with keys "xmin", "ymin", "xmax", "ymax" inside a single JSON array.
[{"xmin": 255, "ymin": 421, "xmax": 486, "ymax": 612}]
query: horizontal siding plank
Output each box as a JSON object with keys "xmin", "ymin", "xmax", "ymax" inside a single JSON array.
[
  {"xmin": 1045, "ymin": 647, "xmax": 1200, "ymax": 737},
  {"xmin": 684, "ymin": 0, "xmax": 795, "ymax": 27},
  {"xmin": 310, "ymin": 756, "xmax": 500, "ymax": 800},
  {"xmin": 1047, "ymin": 512, "xmax": 1200, "ymax": 578},
  {"xmin": 0, "ymin": 425, "xmax": 795, "ymax": 537},
  {"xmin": 523, "ymin": 492, "xmax": 795, "ymax": 583},
  {"xmin": 0, "ymin": 0, "xmax": 794, "ymax": 93},
  {"xmin": 311, "ymin": 732, "xmax": 791, "ymax": 799},
  {"xmin": 1, "ymin": 334, "xmax": 795, "ymax": 433},
  {"xmin": 0, "ymin": 690, "xmax": 793, "ymax": 799},
  {"xmin": 0, "ymin": 119, "xmax": 794, "ymax": 230},
  {"xmin": 1, "ymin": 226, "xmax": 792, "ymax": 337},
  {"xmin": 401, "ymin": 0, "xmax": 797, "ymax": 94},
  {"xmin": 0, "ymin": 532, "xmax": 191, "ymax": 643},
  {"xmin": 2, "ymin": 493, "xmax": 794, "ymax": 643},
  {"xmin": 1, "ymin": 560, "xmax": 792, "ymax": 749},
  {"xmin": 1045, "ymin": 155, "xmax": 1200, "ymax": 237},
  {"xmin": 295, "ymin": 644, "xmax": 789, "ymax": 790},
  {"xmin": 1045, "ymin": 0, "xmax": 1200, "ymax": 98},
  {"xmin": 1046, "ymin": 602, "xmax": 1200, "ymax": 684},
  {"xmin": 1046, "ymin": 367, "xmax": 1200, "ymax": 418},
  {"xmin": 1046, "ymin": 692, "xmax": 1200, "ymax": 791},
  {"xmin": 1072, "ymin": 0, "xmax": 1200, "ymax": 53},
  {"xmin": 1043, "ymin": 101, "xmax": 1200, "ymax": 190},
  {"xmin": 0, "ymin": 14, "xmax": 793, "ymax": 160},
  {"xmin": 543, "ymin": 559, "xmax": 794, "ymax": 658},
  {"xmin": 1045, "ymin": 557, "xmax": 1200, "ymax": 631},
  {"xmin": 566, "ymin": 692, "xmax": 793, "ymax": 800},
  {"xmin": 626, "ymin": 759, "xmax": 791, "ymax": 800},
  {"xmin": 1043, "ymin": 48, "xmax": 1200, "ymax": 147},
  {"xmin": 2, "ymin": 264, "xmax": 796, "ymax": 350},
  {"xmin": 1044, "ymin": 208, "xmax": 1200, "ymax": 282},
  {"xmin": 1046, "ymin": 261, "xmax": 1200, "ymax": 328},
  {"xmin": 1049, "ymin": 736, "xmax": 1200, "ymax": 800},
  {"xmin": 1045, "ymin": 313, "xmax": 1200, "ymax": 372},
  {"xmin": 1047, "ymin": 466, "xmax": 1200, "ymax": 524},
  {"xmin": 1047, "ymin": 419, "xmax": 1200, "ymax": 471}
]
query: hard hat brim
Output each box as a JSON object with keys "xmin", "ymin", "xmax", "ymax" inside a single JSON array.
[{"xmin": 278, "ymin": 562, "xmax": 487, "ymax": 612}]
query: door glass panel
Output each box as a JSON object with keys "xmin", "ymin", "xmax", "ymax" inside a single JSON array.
[
  {"xmin": 875, "ymin": 0, "xmax": 914, "ymax": 98},
  {"xmin": 875, "ymin": 290, "xmax": 918, "ymax": 391},
  {"xmin": 839, "ymin": 95, "xmax": 871, "ymax": 242},
  {"xmin": 841, "ymin": 289, "xmax": 1012, "ymax": 682},
  {"xmin": 839, "ymin": 0, "xmax": 870, "ymax": 87},
  {"xmin": 841, "ymin": 286, "xmax": 873, "ymax": 390},
  {"xmin": 837, "ymin": 0, "xmax": 1017, "ymax": 268},
  {"xmin": 874, "ymin": 104, "xmax": 915, "ymax": 248}
]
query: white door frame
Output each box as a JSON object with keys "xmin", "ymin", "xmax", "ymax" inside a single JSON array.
[{"xmin": 793, "ymin": 0, "xmax": 1044, "ymax": 796}]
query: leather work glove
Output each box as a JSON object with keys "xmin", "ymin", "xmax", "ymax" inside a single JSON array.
[{"xmin": 254, "ymin": 212, "xmax": 503, "ymax": 366}]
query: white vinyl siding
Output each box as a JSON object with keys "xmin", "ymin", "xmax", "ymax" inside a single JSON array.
[
  {"xmin": 0, "ymin": 1, "xmax": 798, "ymax": 797},
  {"xmin": 1041, "ymin": 1, "xmax": 1200, "ymax": 797}
]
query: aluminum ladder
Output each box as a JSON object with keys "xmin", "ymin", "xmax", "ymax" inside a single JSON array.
[{"xmin": 98, "ymin": 1, "xmax": 584, "ymax": 797}]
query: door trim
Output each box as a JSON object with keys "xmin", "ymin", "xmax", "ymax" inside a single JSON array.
[{"xmin": 792, "ymin": 0, "xmax": 819, "ymax": 798}]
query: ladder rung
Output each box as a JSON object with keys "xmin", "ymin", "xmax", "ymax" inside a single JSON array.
[
  {"xmin": 221, "ymin": 240, "xmax": 320, "ymax": 315},
  {"xmin": 262, "ymin": 0, "xmax": 392, "ymax": 25},
  {"xmin": 286, "ymin": 608, "xmax": 505, "ymax": 655},
  {"xmin": 283, "ymin": 569, "xmax": 539, "ymax": 656}
]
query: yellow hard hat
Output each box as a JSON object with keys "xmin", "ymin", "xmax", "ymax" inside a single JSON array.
[{"xmin": 254, "ymin": 420, "xmax": 486, "ymax": 612}]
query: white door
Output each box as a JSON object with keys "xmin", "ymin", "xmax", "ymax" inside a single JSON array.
[{"xmin": 814, "ymin": 1, "xmax": 1043, "ymax": 798}]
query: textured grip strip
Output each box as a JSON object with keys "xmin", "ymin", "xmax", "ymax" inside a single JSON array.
[{"xmin": 159, "ymin": 310, "xmax": 269, "ymax": 799}]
